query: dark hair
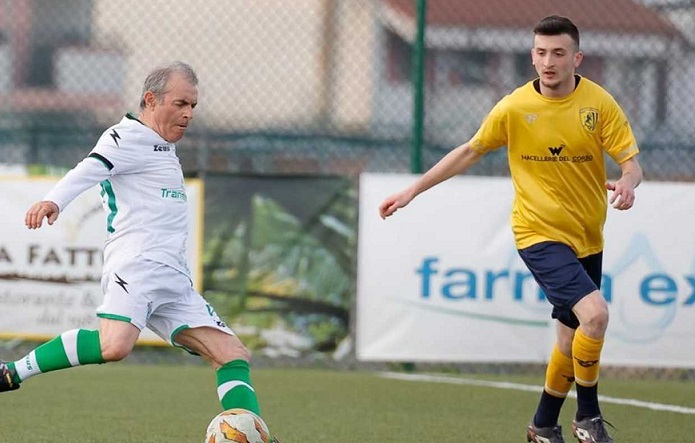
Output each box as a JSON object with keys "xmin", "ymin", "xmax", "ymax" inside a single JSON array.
[
  {"xmin": 533, "ymin": 15, "xmax": 580, "ymax": 49},
  {"xmin": 139, "ymin": 61, "xmax": 198, "ymax": 110}
]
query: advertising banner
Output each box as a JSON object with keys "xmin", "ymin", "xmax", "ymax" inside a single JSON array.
[
  {"xmin": 356, "ymin": 173, "xmax": 695, "ymax": 368},
  {"xmin": 200, "ymin": 174, "xmax": 354, "ymax": 358},
  {"xmin": 0, "ymin": 176, "xmax": 202, "ymax": 344}
]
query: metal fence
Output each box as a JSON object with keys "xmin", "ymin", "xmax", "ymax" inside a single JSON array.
[
  {"xmin": 0, "ymin": 0, "xmax": 694, "ymax": 180},
  {"xmin": 1, "ymin": 1, "xmax": 694, "ymax": 377}
]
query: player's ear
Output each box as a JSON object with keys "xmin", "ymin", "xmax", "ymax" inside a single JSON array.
[
  {"xmin": 143, "ymin": 91, "xmax": 157, "ymax": 110},
  {"xmin": 574, "ymin": 50, "xmax": 583, "ymax": 68}
]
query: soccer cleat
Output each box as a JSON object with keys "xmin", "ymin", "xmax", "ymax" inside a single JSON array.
[
  {"xmin": 0, "ymin": 361, "xmax": 20, "ymax": 392},
  {"xmin": 270, "ymin": 437, "xmax": 281, "ymax": 443},
  {"xmin": 527, "ymin": 422, "xmax": 566, "ymax": 443},
  {"xmin": 572, "ymin": 416, "xmax": 615, "ymax": 443}
]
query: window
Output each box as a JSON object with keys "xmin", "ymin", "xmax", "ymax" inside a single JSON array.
[
  {"xmin": 436, "ymin": 50, "xmax": 488, "ymax": 86},
  {"xmin": 385, "ymin": 29, "xmax": 411, "ymax": 83}
]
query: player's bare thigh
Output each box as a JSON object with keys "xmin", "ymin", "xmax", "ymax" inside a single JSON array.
[{"xmin": 175, "ymin": 326, "xmax": 250, "ymax": 369}]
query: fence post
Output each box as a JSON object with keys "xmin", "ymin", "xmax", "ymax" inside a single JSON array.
[{"xmin": 410, "ymin": 0, "xmax": 427, "ymax": 174}]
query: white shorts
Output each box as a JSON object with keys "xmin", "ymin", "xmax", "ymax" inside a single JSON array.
[{"xmin": 98, "ymin": 257, "xmax": 234, "ymax": 347}]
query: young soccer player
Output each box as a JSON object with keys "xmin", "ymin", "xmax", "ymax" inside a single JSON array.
[{"xmin": 379, "ymin": 16, "xmax": 642, "ymax": 443}]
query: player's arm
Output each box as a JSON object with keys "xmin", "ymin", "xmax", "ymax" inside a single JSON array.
[
  {"xmin": 378, "ymin": 142, "xmax": 482, "ymax": 219},
  {"xmin": 605, "ymin": 155, "xmax": 642, "ymax": 211},
  {"xmin": 25, "ymin": 156, "xmax": 112, "ymax": 229}
]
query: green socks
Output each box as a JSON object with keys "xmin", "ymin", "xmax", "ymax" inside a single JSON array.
[
  {"xmin": 216, "ymin": 359, "xmax": 260, "ymax": 415},
  {"xmin": 9, "ymin": 333, "xmax": 261, "ymax": 419},
  {"xmin": 8, "ymin": 329, "xmax": 104, "ymax": 383}
]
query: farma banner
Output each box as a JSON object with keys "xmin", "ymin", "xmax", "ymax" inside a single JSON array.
[{"xmin": 356, "ymin": 173, "xmax": 695, "ymax": 368}]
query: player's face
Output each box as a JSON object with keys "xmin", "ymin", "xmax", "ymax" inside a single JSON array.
[
  {"xmin": 149, "ymin": 73, "xmax": 198, "ymax": 142},
  {"xmin": 531, "ymin": 34, "xmax": 582, "ymax": 96}
]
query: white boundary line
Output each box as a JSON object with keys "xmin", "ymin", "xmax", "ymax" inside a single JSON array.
[{"xmin": 379, "ymin": 372, "xmax": 695, "ymax": 415}]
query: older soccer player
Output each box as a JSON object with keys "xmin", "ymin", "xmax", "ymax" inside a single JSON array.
[{"xmin": 1, "ymin": 61, "xmax": 280, "ymax": 443}]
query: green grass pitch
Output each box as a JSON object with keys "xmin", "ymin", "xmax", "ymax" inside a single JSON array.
[{"xmin": 1, "ymin": 364, "xmax": 694, "ymax": 442}]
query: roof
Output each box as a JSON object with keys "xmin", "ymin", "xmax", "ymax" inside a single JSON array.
[{"xmin": 384, "ymin": 0, "xmax": 680, "ymax": 37}]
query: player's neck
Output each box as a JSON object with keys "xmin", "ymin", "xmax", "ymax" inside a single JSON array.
[
  {"xmin": 536, "ymin": 74, "xmax": 580, "ymax": 99},
  {"xmin": 138, "ymin": 112, "xmax": 164, "ymax": 140}
]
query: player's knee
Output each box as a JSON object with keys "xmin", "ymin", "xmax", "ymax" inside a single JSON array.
[
  {"xmin": 211, "ymin": 336, "xmax": 250, "ymax": 368},
  {"xmin": 100, "ymin": 341, "xmax": 134, "ymax": 362},
  {"xmin": 226, "ymin": 336, "xmax": 251, "ymax": 362},
  {"xmin": 581, "ymin": 305, "xmax": 609, "ymax": 336}
]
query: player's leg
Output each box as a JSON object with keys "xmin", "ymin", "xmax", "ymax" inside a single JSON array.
[
  {"xmin": 1, "ymin": 329, "xmax": 105, "ymax": 392},
  {"xmin": 145, "ymin": 265, "xmax": 279, "ymax": 441},
  {"xmin": 527, "ymin": 323, "xmax": 576, "ymax": 442},
  {"xmin": 143, "ymin": 266, "xmax": 262, "ymax": 414},
  {"xmin": 175, "ymin": 327, "xmax": 261, "ymax": 415},
  {"xmin": 568, "ymin": 251, "xmax": 614, "ymax": 442},
  {"xmin": 94, "ymin": 258, "xmax": 158, "ymax": 362},
  {"xmin": 0, "ymin": 319, "xmax": 138, "ymax": 392},
  {"xmin": 0, "ymin": 257, "xmax": 157, "ymax": 391},
  {"xmin": 176, "ymin": 327, "xmax": 282, "ymax": 442},
  {"xmin": 526, "ymin": 323, "xmax": 576, "ymax": 443},
  {"xmin": 570, "ymin": 290, "xmax": 613, "ymax": 442},
  {"xmin": 571, "ymin": 291, "xmax": 608, "ymax": 415},
  {"xmin": 540, "ymin": 322, "xmax": 576, "ymax": 419},
  {"xmin": 519, "ymin": 242, "xmax": 600, "ymax": 443}
]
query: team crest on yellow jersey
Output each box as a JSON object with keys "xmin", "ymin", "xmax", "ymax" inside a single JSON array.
[{"xmin": 580, "ymin": 108, "xmax": 599, "ymax": 132}]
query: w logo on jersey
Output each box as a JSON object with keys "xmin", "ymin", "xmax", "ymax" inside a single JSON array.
[
  {"xmin": 548, "ymin": 145, "xmax": 564, "ymax": 156},
  {"xmin": 580, "ymin": 108, "xmax": 599, "ymax": 132}
]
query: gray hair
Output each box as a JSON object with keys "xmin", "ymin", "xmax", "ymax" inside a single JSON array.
[{"xmin": 139, "ymin": 61, "xmax": 198, "ymax": 110}]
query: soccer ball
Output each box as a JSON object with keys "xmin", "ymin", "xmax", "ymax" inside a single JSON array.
[{"xmin": 205, "ymin": 408, "xmax": 270, "ymax": 443}]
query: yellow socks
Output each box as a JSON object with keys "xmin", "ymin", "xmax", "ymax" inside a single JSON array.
[
  {"xmin": 544, "ymin": 344, "xmax": 575, "ymax": 397},
  {"xmin": 572, "ymin": 328, "xmax": 603, "ymax": 388},
  {"xmin": 572, "ymin": 328, "xmax": 604, "ymax": 419}
]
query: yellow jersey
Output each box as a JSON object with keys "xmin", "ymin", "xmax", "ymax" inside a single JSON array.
[{"xmin": 469, "ymin": 76, "xmax": 639, "ymax": 257}]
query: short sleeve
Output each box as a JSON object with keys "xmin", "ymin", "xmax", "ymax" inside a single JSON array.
[
  {"xmin": 468, "ymin": 99, "xmax": 509, "ymax": 154},
  {"xmin": 601, "ymin": 97, "xmax": 639, "ymax": 164}
]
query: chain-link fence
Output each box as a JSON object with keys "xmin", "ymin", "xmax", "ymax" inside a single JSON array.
[
  {"xmin": 0, "ymin": 0, "xmax": 694, "ymax": 179},
  {"xmin": 1, "ymin": 1, "xmax": 694, "ymax": 377}
]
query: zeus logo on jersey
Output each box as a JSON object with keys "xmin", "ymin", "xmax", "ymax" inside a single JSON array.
[{"xmin": 153, "ymin": 144, "xmax": 171, "ymax": 152}]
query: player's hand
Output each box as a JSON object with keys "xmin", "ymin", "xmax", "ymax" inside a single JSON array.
[
  {"xmin": 379, "ymin": 189, "xmax": 414, "ymax": 219},
  {"xmin": 25, "ymin": 201, "xmax": 60, "ymax": 229},
  {"xmin": 605, "ymin": 180, "xmax": 635, "ymax": 211}
]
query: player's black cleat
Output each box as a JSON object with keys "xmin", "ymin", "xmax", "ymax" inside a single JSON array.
[
  {"xmin": 0, "ymin": 361, "xmax": 20, "ymax": 392},
  {"xmin": 572, "ymin": 416, "xmax": 615, "ymax": 443},
  {"xmin": 527, "ymin": 421, "xmax": 566, "ymax": 443}
]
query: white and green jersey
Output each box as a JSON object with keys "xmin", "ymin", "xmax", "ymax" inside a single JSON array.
[{"xmin": 44, "ymin": 113, "xmax": 190, "ymax": 277}]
